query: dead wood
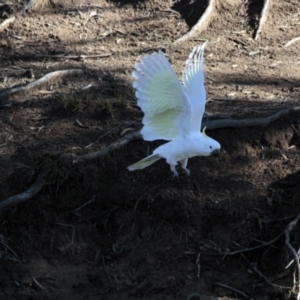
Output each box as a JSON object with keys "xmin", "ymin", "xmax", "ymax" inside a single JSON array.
[
  {"xmin": 0, "ymin": 69, "xmax": 83, "ymax": 101},
  {"xmin": 0, "ymin": 16, "xmax": 15, "ymax": 32},
  {"xmin": 174, "ymin": 0, "xmax": 217, "ymax": 44},
  {"xmin": 254, "ymin": 0, "xmax": 271, "ymax": 40},
  {"xmin": 284, "ymin": 36, "xmax": 300, "ymax": 48}
]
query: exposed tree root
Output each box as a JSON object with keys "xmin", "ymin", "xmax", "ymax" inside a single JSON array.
[
  {"xmin": 223, "ymin": 231, "xmax": 284, "ymax": 256},
  {"xmin": 1, "ymin": 105, "xmax": 300, "ymax": 212},
  {"xmin": 174, "ymin": 0, "xmax": 217, "ymax": 44},
  {"xmin": 224, "ymin": 212, "xmax": 300, "ymax": 298},
  {"xmin": 254, "ymin": 0, "xmax": 271, "ymax": 40},
  {"xmin": 59, "ymin": 131, "xmax": 141, "ymax": 163},
  {"xmin": 241, "ymin": 253, "xmax": 291, "ymax": 290},
  {"xmin": 202, "ymin": 105, "xmax": 300, "ymax": 130},
  {"xmin": 0, "ymin": 173, "xmax": 46, "ymax": 212},
  {"xmin": 0, "ymin": 69, "xmax": 83, "ymax": 101}
]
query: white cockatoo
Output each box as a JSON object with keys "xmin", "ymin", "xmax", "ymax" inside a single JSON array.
[{"xmin": 127, "ymin": 42, "xmax": 220, "ymax": 177}]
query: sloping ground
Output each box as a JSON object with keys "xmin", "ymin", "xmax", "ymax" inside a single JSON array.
[{"xmin": 0, "ymin": 0, "xmax": 300, "ymax": 299}]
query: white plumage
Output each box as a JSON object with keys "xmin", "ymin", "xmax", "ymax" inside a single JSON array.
[{"xmin": 128, "ymin": 42, "xmax": 221, "ymax": 177}]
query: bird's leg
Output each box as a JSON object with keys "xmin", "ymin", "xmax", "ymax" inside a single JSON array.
[
  {"xmin": 170, "ymin": 165, "xmax": 178, "ymax": 179},
  {"xmin": 180, "ymin": 159, "xmax": 190, "ymax": 177}
]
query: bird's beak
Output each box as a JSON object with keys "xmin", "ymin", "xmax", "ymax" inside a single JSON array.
[{"xmin": 211, "ymin": 149, "xmax": 220, "ymax": 157}]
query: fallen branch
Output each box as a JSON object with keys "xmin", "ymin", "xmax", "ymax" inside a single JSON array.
[
  {"xmin": 6, "ymin": 53, "xmax": 112, "ymax": 60},
  {"xmin": 0, "ymin": 132, "xmax": 140, "ymax": 211},
  {"xmin": 0, "ymin": 69, "xmax": 83, "ymax": 101},
  {"xmin": 0, "ymin": 173, "xmax": 46, "ymax": 212},
  {"xmin": 284, "ymin": 36, "xmax": 300, "ymax": 48},
  {"xmin": 174, "ymin": 0, "xmax": 217, "ymax": 44},
  {"xmin": 254, "ymin": 0, "xmax": 271, "ymax": 40},
  {"xmin": 0, "ymin": 16, "xmax": 15, "ymax": 32}
]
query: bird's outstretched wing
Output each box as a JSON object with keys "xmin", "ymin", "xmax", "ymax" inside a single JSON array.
[
  {"xmin": 132, "ymin": 50, "xmax": 191, "ymax": 141},
  {"xmin": 182, "ymin": 41, "xmax": 208, "ymax": 133}
]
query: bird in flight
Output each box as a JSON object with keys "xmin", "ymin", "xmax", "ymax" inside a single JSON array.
[{"xmin": 128, "ymin": 42, "xmax": 220, "ymax": 178}]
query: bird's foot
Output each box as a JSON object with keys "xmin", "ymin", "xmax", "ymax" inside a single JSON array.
[
  {"xmin": 183, "ymin": 168, "xmax": 191, "ymax": 177},
  {"xmin": 172, "ymin": 170, "xmax": 179, "ymax": 180},
  {"xmin": 170, "ymin": 165, "xmax": 178, "ymax": 179}
]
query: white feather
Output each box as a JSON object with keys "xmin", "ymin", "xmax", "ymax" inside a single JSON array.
[
  {"xmin": 182, "ymin": 41, "xmax": 208, "ymax": 133},
  {"xmin": 132, "ymin": 50, "xmax": 191, "ymax": 141},
  {"xmin": 128, "ymin": 42, "xmax": 221, "ymax": 177}
]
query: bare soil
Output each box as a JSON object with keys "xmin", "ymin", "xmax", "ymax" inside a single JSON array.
[{"xmin": 1, "ymin": 0, "xmax": 300, "ymax": 299}]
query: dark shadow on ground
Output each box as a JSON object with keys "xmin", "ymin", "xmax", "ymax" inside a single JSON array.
[
  {"xmin": 172, "ymin": 0, "xmax": 208, "ymax": 29},
  {"xmin": 108, "ymin": 0, "xmax": 146, "ymax": 5},
  {"xmin": 247, "ymin": 0, "xmax": 265, "ymax": 38}
]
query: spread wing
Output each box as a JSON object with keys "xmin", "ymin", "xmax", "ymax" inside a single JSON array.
[
  {"xmin": 132, "ymin": 50, "xmax": 191, "ymax": 141},
  {"xmin": 182, "ymin": 41, "xmax": 208, "ymax": 133}
]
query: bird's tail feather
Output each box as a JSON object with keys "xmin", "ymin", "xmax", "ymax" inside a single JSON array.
[{"xmin": 127, "ymin": 154, "xmax": 161, "ymax": 171}]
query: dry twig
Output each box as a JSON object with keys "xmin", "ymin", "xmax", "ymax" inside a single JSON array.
[
  {"xmin": 254, "ymin": 0, "xmax": 271, "ymax": 40},
  {"xmin": 284, "ymin": 36, "xmax": 300, "ymax": 48},
  {"xmin": 223, "ymin": 231, "xmax": 284, "ymax": 256},
  {"xmin": 85, "ymin": 123, "xmax": 127, "ymax": 148},
  {"xmin": 32, "ymin": 277, "xmax": 47, "ymax": 290},
  {"xmin": 134, "ymin": 179, "xmax": 170, "ymax": 212},
  {"xmin": 0, "ymin": 237, "xmax": 22, "ymax": 263},
  {"xmin": 285, "ymin": 212, "xmax": 300, "ymax": 299},
  {"xmin": 73, "ymin": 195, "xmax": 96, "ymax": 212},
  {"xmin": 174, "ymin": 0, "xmax": 217, "ymax": 44},
  {"xmin": 0, "ymin": 69, "xmax": 83, "ymax": 101},
  {"xmin": 241, "ymin": 253, "xmax": 291, "ymax": 290},
  {"xmin": 208, "ymin": 281, "xmax": 249, "ymax": 298},
  {"xmin": 0, "ymin": 16, "xmax": 15, "ymax": 32},
  {"xmin": 56, "ymin": 223, "xmax": 76, "ymax": 251}
]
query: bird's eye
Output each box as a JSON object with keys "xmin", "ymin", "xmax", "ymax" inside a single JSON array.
[{"xmin": 209, "ymin": 146, "xmax": 212, "ymax": 149}]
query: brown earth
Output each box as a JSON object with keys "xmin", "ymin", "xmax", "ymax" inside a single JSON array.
[{"xmin": 1, "ymin": 0, "xmax": 300, "ymax": 299}]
